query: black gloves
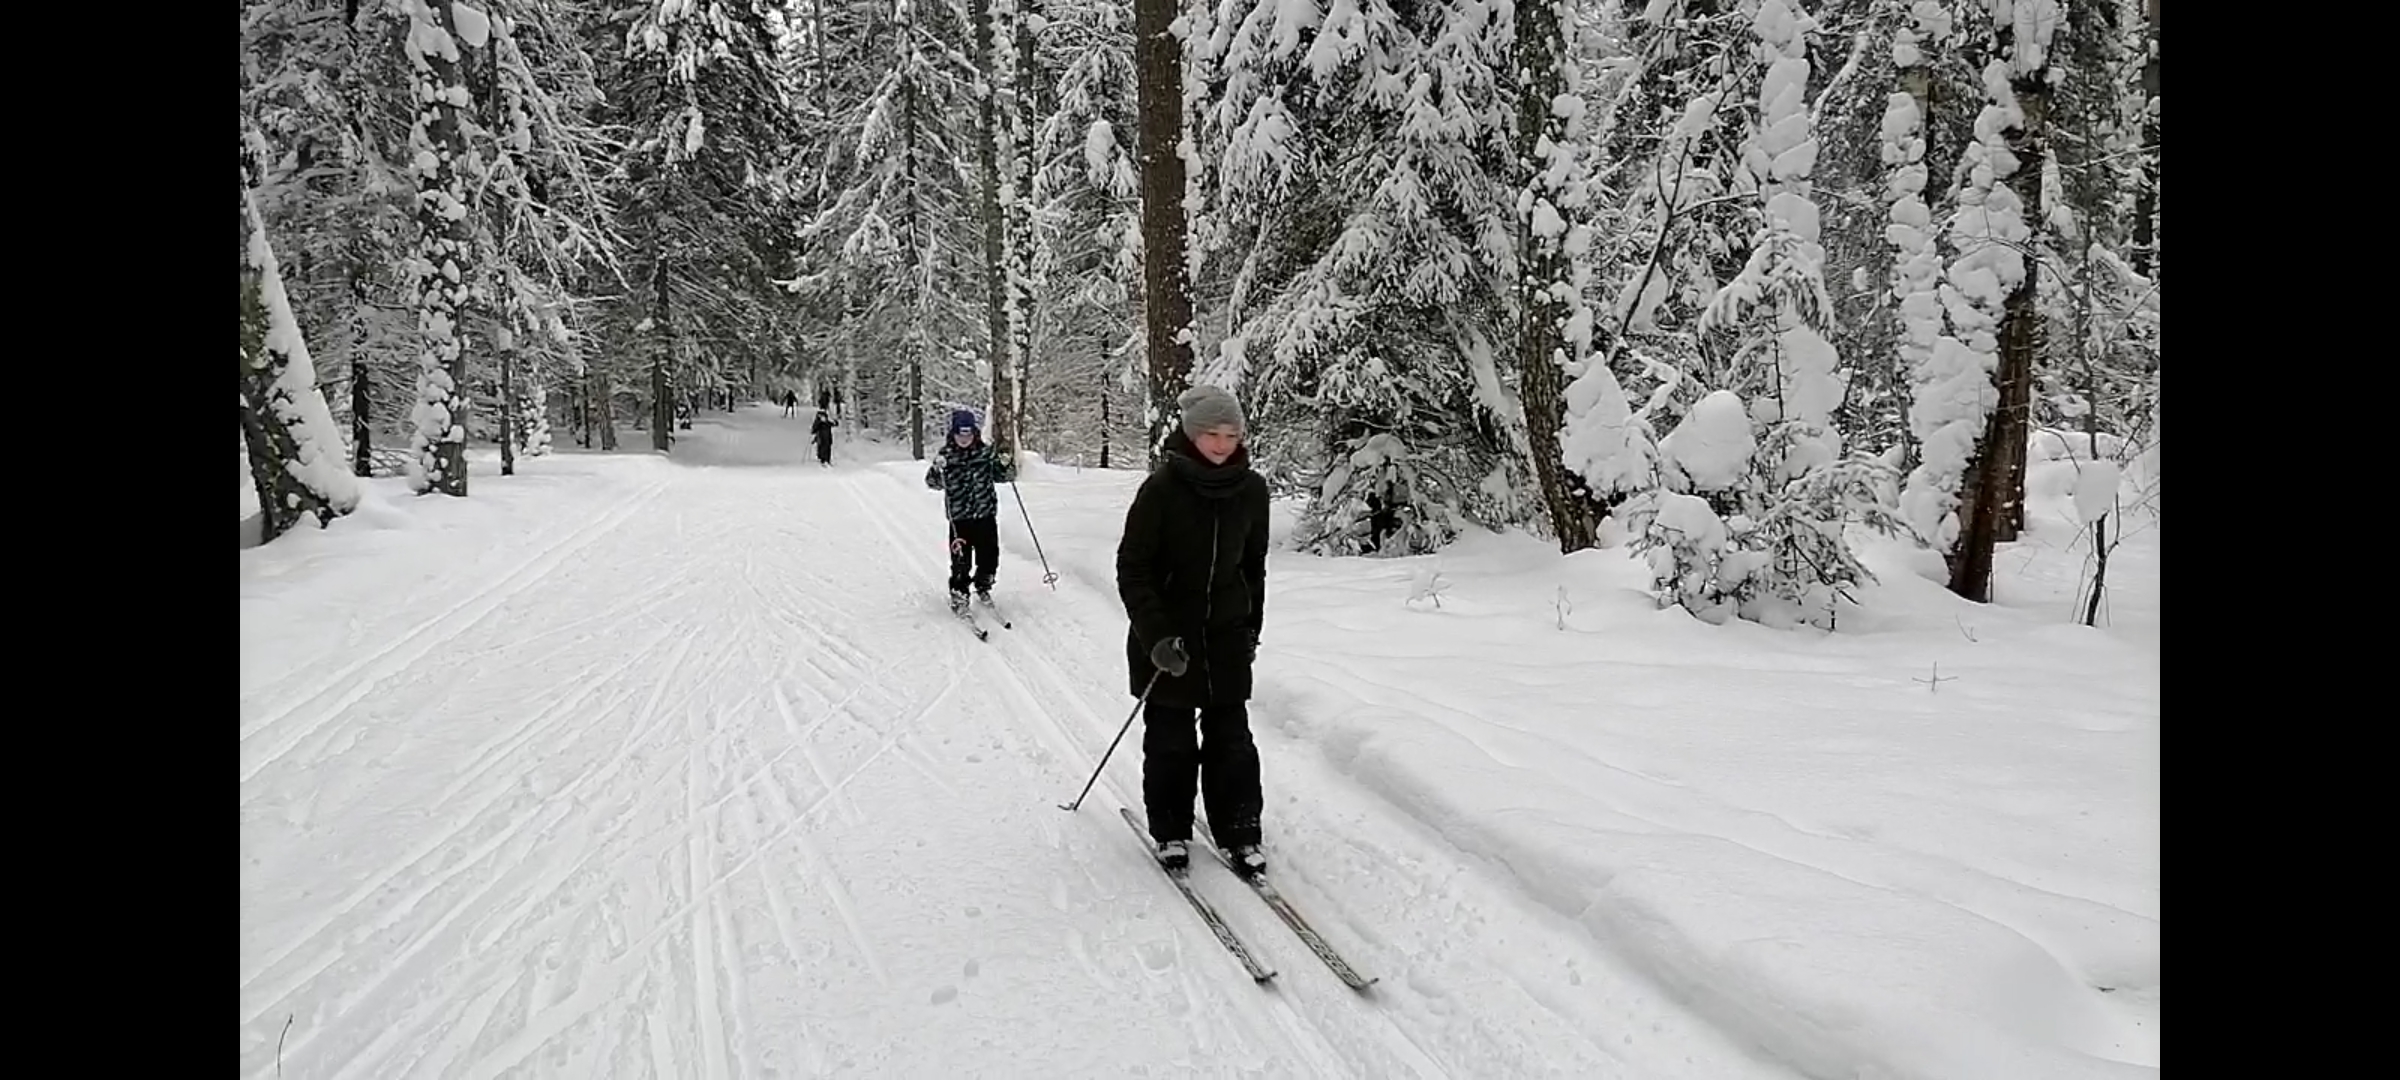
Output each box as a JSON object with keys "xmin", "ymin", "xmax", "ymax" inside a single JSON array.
[{"xmin": 1149, "ymin": 636, "xmax": 1189, "ymax": 677}]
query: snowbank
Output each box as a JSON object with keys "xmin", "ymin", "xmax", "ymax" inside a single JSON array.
[{"xmin": 1003, "ymin": 434, "xmax": 2159, "ymax": 1078}]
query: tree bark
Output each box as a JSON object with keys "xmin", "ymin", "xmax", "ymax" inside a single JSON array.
[
  {"xmin": 1993, "ymin": 64, "xmax": 2049, "ymax": 542},
  {"xmin": 1945, "ymin": 35, "xmax": 2050, "ymax": 600},
  {"xmin": 649, "ymin": 233, "xmax": 674, "ymax": 451},
  {"xmin": 407, "ymin": 0, "xmax": 474, "ymax": 496},
  {"xmin": 1132, "ymin": 0, "xmax": 1194, "ymax": 462},
  {"xmin": 595, "ymin": 367, "xmax": 618, "ymax": 450},
  {"xmin": 349, "ymin": 269, "xmax": 373, "ymax": 476},
  {"xmin": 499, "ymin": 322, "xmax": 518, "ymax": 475},
  {"xmin": 1513, "ymin": 0, "xmax": 1594, "ymax": 554},
  {"xmin": 242, "ymin": 184, "xmax": 322, "ymax": 544}
]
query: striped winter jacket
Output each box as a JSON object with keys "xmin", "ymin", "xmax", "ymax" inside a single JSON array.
[{"xmin": 924, "ymin": 440, "xmax": 1015, "ymax": 521}]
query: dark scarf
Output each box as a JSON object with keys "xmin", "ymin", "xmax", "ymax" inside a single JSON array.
[{"xmin": 1163, "ymin": 429, "xmax": 1253, "ymax": 500}]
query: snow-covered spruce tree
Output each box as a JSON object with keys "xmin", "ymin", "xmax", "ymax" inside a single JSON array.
[
  {"xmin": 459, "ymin": 2, "xmax": 623, "ymax": 469},
  {"xmin": 2037, "ymin": 0, "xmax": 2155, "ymax": 437},
  {"xmin": 1196, "ymin": 0, "xmax": 1521, "ymax": 556},
  {"xmin": 605, "ymin": 0, "xmax": 800, "ymax": 451},
  {"xmin": 1579, "ymin": 0, "xmax": 1769, "ymax": 550},
  {"xmin": 1898, "ymin": 0, "xmax": 2053, "ymax": 602},
  {"xmin": 1022, "ymin": 0, "xmax": 1144, "ymax": 465},
  {"xmin": 242, "ymin": 0, "xmax": 425, "ymax": 476},
  {"xmin": 242, "ymin": 143, "xmax": 363, "ymax": 542},
  {"xmin": 1612, "ymin": 0, "xmax": 1899, "ymax": 628},
  {"xmin": 791, "ymin": 0, "xmax": 984, "ymax": 458}
]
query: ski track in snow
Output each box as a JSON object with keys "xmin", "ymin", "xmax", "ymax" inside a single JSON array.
[{"xmin": 240, "ymin": 410, "xmax": 1802, "ymax": 1079}]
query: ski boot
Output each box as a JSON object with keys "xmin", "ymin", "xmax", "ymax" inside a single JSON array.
[
  {"xmin": 1222, "ymin": 842, "xmax": 1266, "ymax": 878},
  {"xmin": 1155, "ymin": 839, "xmax": 1190, "ymax": 870},
  {"xmin": 948, "ymin": 590, "xmax": 970, "ymax": 617}
]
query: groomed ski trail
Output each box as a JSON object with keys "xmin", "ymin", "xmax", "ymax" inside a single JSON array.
[{"xmin": 241, "ymin": 407, "xmax": 1800, "ymax": 1079}]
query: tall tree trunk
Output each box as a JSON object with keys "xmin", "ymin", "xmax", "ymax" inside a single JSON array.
[
  {"xmin": 1513, "ymin": 0, "xmax": 1593, "ymax": 554},
  {"xmin": 241, "ymin": 186, "xmax": 331, "ymax": 543},
  {"xmin": 1010, "ymin": 0, "xmax": 1043, "ymax": 450},
  {"xmin": 1944, "ymin": 21, "xmax": 2051, "ymax": 600},
  {"xmin": 971, "ymin": 0, "xmax": 1017, "ymax": 451},
  {"xmin": 1993, "ymin": 60, "xmax": 2050, "ymax": 542},
  {"xmin": 241, "ymin": 137, "xmax": 359, "ymax": 540},
  {"xmin": 498, "ymin": 321, "xmax": 518, "ymax": 475},
  {"xmin": 404, "ymin": 0, "xmax": 474, "ymax": 496},
  {"xmin": 595, "ymin": 367, "xmax": 618, "ymax": 450},
  {"xmin": 1132, "ymin": 0, "xmax": 1193, "ymax": 462},
  {"xmin": 349, "ymin": 269, "xmax": 372, "ymax": 476},
  {"xmin": 649, "ymin": 233, "xmax": 674, "ymax": 452},
  {"xmin": 901, "ymin": 14, "xmax": 926, "ymax": 460},
  {"xmin": 1099, "ymin": 376, "xmax": 1112, "ymax": 469},
  {"xmin": 343, "ymin": 4, "xmax": 375, "ymax": 479}
]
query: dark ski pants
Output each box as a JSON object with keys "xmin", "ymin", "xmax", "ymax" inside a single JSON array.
[
  {"xmin": 947, "ymin": 516, "xmax": 999, "ymax": 594},
  {"xmin": 1142, "ymin": 700, "xmax": 1263, "ymax": 848},
  {"xmin": 814, "ymin": 435, "xmax": 833, "ymax": 464}
]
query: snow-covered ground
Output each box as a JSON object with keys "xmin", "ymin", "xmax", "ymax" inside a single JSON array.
[{"xmin": 240, "ymin": 405, "xmax": 2159, "ymax": 1079}]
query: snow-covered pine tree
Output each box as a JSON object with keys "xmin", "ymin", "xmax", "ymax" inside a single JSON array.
[
  {"xmin": 1023, "ymin": 0, "xmax": 1143, "ymax": 465},
  {"xmin": 1899, "ymin": 0, "xmax": 2054, "ymax": 602},
  {"xmin": 459, "ymin": 2, "xmax": 622, "ymax": 468},
  {"xmin": 606, "ymin": 0, "xmax": 800, "ymax": 452},
  {"xmin": 1515, "ymin": 0, "xmax": 1600, "ymax": 552},
  {"xmin": 243, "ymin": 0, "xmax": 427, "ymax": 477},
  {"xmin": 792, "ymin": 0, "xmax": 984, "ymax": 459},
  {"xmin": 1881, "ymin": 0, "xmax": 1946, "ymax": 479},
  {"xmin": 242, "ymin": 134, "xmax": 363, "ymax": 541},
  {"xmin": 1610, "ymin": 0, "xmax": 1899, "ymax": 628}
]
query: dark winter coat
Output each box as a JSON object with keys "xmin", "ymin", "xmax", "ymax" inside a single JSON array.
[
  {"xmin": 1117, "ymin": 430, "xmax": 1270, "ymax": 706},
  {"xmin": 812, "ymin": 414, "xmax": 835, "ymax": 444},
  {"xmin": 924, "ymin": 439, "xmax": 1015, "ymax": 521}
]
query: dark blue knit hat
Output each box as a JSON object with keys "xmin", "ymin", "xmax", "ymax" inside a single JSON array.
[{"xmin": 947, "ymin": 409, "xmax": 980, "ymax": 437}]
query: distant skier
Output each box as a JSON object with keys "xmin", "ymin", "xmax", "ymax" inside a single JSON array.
[
  {"xmin": 924, "ymin": 409, "xmax": 1016, "ymax": 614},
  {"xmin": 1115, "ymin": 385, "xmax": 1271, "ymax": 876},
  {"xmin": 782, "ymin": 389, "xmax": 799, "ymax": 417},
  {"xmin": 811, "ymin": 408, "xmax": 836, "ymax": 466}
]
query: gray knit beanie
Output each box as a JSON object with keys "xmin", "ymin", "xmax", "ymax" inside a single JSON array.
[{"xmin": 1178, "ymin": 384, "xmax": 1247, "ymax": 440}]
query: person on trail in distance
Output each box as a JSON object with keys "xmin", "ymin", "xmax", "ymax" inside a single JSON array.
[
  {"xmin": 1116, "ymin": 384, "xmax": 1271, "ymax": 877},
  {"xmin": 810, "ymin": 408, "xmax": 836, "ymax": 465},
  {"xmin": 782, "ymin": 389, "xmax": 798, "ymax": 417},
  {"xmin": 924, "ymin": 409, "xmax": 1015, "ymax": 614}
]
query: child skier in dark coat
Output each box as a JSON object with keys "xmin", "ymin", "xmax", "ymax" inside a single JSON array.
[
  {"xmin": 1115, "ymin": 384, "xmax": 1272, "ymax": 875},
  {"xmin": 810, "ymin": 410, "xmax": 835, "ymax": 465},
  {"xmin": 924, "ymin": 409, "xmax": 1016, "ymax": 613}
]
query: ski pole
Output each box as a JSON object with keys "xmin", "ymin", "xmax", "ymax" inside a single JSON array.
[
  {"xmin": 1009, "ymin": 479, "xmax": 1060, "ymax": 587},
  {"xmin": 1058, "ymin": 671, "xmax": 1160, "ymax": 812}
]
